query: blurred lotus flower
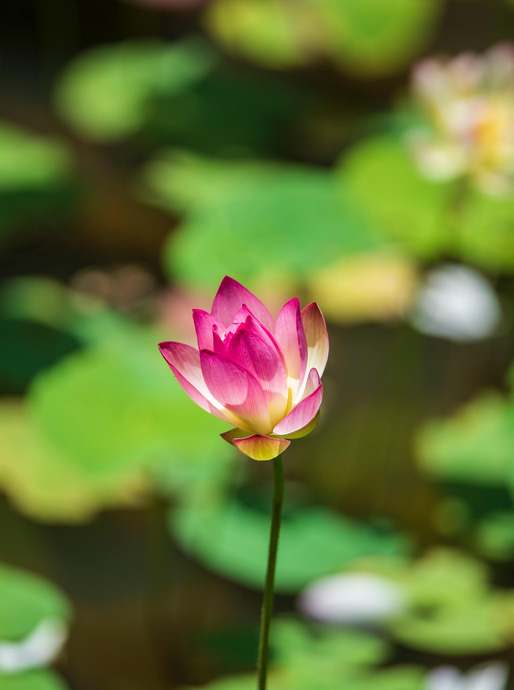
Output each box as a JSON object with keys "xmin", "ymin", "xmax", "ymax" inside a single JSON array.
[
  {"xmin": 409, "ymin": 44, "xmax": 514, "ymax": 195},
  {"xmin": 408, "ymin": 264, "xmax": 501, "ymax": 342},
  {"xmin": 159, "ymin": 276, "xmax": 328, "ymax": 461},
  {"xmin": 0, "ymin": 619, "xmax": 67, "ymax": 674},
  {"xmin": 297, "ymin": 573, "xmax": 406, "ymax": 625},
  {"xmin": 426, "ymin": 662, "xmax": 508, "ymax": 690}
]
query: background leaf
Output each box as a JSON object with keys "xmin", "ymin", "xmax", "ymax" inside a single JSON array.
[
  {"xmin": 171, "ymin": 490, "xmax": 408, "ymax": 592},
  {"xmin": 205, "ymin": 0, "xmax": 440, "ymax": 77},
  {"xmin": 0, "ymin": 123, "xmax": 74, "ymax": 240},
  {"xmin": 144, "ymin": 152, "xmax": 386, "ymax": 291},
  {"xmin": 0, "ymin": 563, "xmax": 70, "ymax": 642},
  {"xmin": 340, "ymin": 135, "xmax": 514, "ymax": 271},
  {"xmin": 55, "ymin": 39, "xmax": 216, "ymax": 141},
  {"xmin": 0, "ymin": 331, "xmax": 233, "ymax": 522},
  {"xmin": 0, "ymin": 671, "xmax": 68, "ymax": 690}
]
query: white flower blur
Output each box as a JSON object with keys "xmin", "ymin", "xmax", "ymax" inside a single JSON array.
[
  {"xmin": 409, "ymin": 264, "xmax": 501, "ymax": 342},
  {"xmin": 0, "ymin": 618, "xmax": 67, "ymax": 674},
  {"xmin": 426, "ymin": 662, "xmax": 508, "ymax": 690},
  {"xmin": 409, "ymin": 44, "xmax": 514, "ymax": 195},
  {"xmin": 297, "ymin": 573, "xmax": 406, "ymax": 625}
]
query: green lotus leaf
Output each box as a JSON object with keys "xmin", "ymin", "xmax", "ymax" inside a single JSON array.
[
  {"xmin": 0, "ymin": 563, "xmax": 70, "ymax": 642},
  {"xmin": 0, "ymin": 670, "xmax": 68, "ymax": 690},
  {"xmin": 55, "ymin": 39, "xmax": 216, "ymax": 141},
  {"xmin": 205, "ymin": 0, "xmax": 308, "ymax": 69},
  {"xmin": 340, "ymin": 135, "xmax": 514, "ymax": 270},
  {"xmin": 340, "ymin": 549, "xmax": 514, "ymax": 654},
  {"xmin": 0, "ymin": 318, "xmax": 80, "ymax": 395},
  {"xmin": 272, "ymin": 618, "xmax": 388, "ymax": 670},
  {"xmin": 401, "ymin": 548, "xmax": 487, "ymax": 607},
  {"xmin": 171, "ymin": 489, "xmax": 408, "ymax": 592},
  {"xmin": 206, "ymin": 0, "xmax": 440, "ymax": 77},
  {"xmin": 183, "ymin": 618, "xmax": 397, "ymax": 690},
  {"xmin": 417, "ymin": 394, "xmax": 513, "ymax": 486},
  {"xmin": 189, "ymin": 667, "xmax": 424, "ymax": 690},
  {"xmin": 342, "ymin": 668, "xmax": 424, "ymax": 690},
  {"xmin": 144, "ymin": 152, "xmax": 385, "ymax": 291},
  {"xmin": 391, "ymin": 598, "xmax": 512, "ymax": 654},
  {"xmin": 474, "ymin": 512, "xmax": 514, "ymax": 561},
  {"xmin": 0, "ymin": 331, "xmax": 233, "ymax": 522},
  {"xmin": 0, "ymin": 124, "xmax": 70, "ymax": 191},
  {"xmin": 183, "ymin": 620, "xmax": 423, "ymax": 690},
  {"xmin": 0, "ymin": 123, "xmax": 74, "ymax": 239},
  {"xmin": 366, "ymin": 549, "xmax": 514, "ymax": 654},
  {"xmin": 315, "ymin": 0, "xmax": 441, "ymax": 77},
  {"xmin": 340, "ymin": 136, "xmax": 459, "ymax": 258},
  {"xmin": 0, "ymin": 277, "xmax": 136, "ymax": 347}
]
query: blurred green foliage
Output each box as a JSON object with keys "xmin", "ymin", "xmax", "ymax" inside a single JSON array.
[
  {"xmin": 184, "ymin": 618, "xmax": 424, "ymax": 690},
  {"xmin": 419, "ymin": 393, "xmax": 513, "ymax": 487},
  {"xmin": 387, "ymin": 549, "xmax": 514, "ymax": 653},
  {"xmin": 144, "ymin": 152, "xmax": 385, "ymax": 291},
  {"xmin": 205, "ymin": 0, "xmax": 441, "ymax": 77},
  {"xmin": 340, "ymin": 135, "xmax": 514, "ymax": 271},
  {"xmin": 55, "ymin": 38, "xmax": 302, "ymax": 156},
  {"xmin": 417, "ymin": 364, "xmax": 514, "ymax": 563},
  {"xmin": 0, "ymin": 563, "xmax": 70, "ymax": 641},
  {"xmin": 55, "ymin": 39, "xmax": 216, "ymax": 142},
  {"xmin": 171, "ymin": 491, "xmax": 408, "ymax": 591},
  {"xmin": 0, "ymin": 124, "xmax": 75, "ymax": 241},
  {"xmin": 0, "ymin": 563, "xmax": 70, "ymax": 690},
  {"xmin": 0, "ymin": 672, "xmax": 68, "ymax": 690},
  {"xmin": 0, "ymin": 328, "xmax": 234, "ymax": 521}
]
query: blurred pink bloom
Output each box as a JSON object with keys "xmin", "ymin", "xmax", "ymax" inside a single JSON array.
[
  {"xmin": 409, "ymin": 43, "xmax": 514, "ymax": 195},
  {"xmin": 159, "ymin": 276, "xmax": 328, "ymax": 461}
]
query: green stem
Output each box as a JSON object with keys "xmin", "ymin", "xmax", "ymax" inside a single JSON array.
[{"xmin": 257, "ymin": 455, "xmax": 285, "ymax": 690}]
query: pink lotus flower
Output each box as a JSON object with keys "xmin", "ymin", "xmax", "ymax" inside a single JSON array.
[{"xmin": 159, "ymin": 277, "xmax": 328, "ymax": 461}]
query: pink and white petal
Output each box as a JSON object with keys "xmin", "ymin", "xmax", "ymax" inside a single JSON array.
[
  {"xmin": 192, "ymin": 309, "xmax": 225, "ymax": 351},
  {"xmin": 158, "ymin": 342, "xmax": 232, "ymax": 424},
  {"xmin": 232, "ymin": 434, "xmax": 290, "ymax": 461},
  {"xmin": 227, "ymin": 316, "xmax": 288, "ymax": 409},
  {"xmin": 273, "ymin": 375, "xmax": 323, "ymax": 437},
  {"xmin": 276, "ymin": 412, "xmax": 319, "ymax": 440},
  {"xmin": 200, "ymin": 350, "xmax": 271, "ymax": 433},
  {"xmin": 227, "ymin": 315, "xmax": 287, "ymax": 392},
  {"xmin": 301, "ymin": 302, "xmax": 329, "ymax": 378},
  {"xmin": 224, "ymin": 308, "xmax": 285, "ymax": 371},
  {"xmin": 302, "ymin": 368, "xmax": 321, "ymax": 399},
  {"xmin": 212, "ymin": 276, "xmax": 275, "ymax": 332},
  {"xmin": 275, "ymin": 298, "xmax": 307, "ymax": 389},
  {"xmin": 293, "ymin": 364, "xmax": 321, "ymax": 406},
  {"xmin": 233, "ymin": 309, "xmax": 285, "ymax": 362}
]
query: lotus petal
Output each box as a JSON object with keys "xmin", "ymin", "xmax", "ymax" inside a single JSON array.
[
  {"xmin": 273, "ymin": 370, "xmax": 322, "ymax": 436},
  {"xmin": 158, "ymin": 342, "xmax": 232, "ymax": 423},
  {"xmin": 275, "ymin": 298, "xmax": 307, "ymax": 394},
  {"xmin": 200, "ymin": 350, "xmax": 271, "ymax": 433},
  {"xmin": 212, "ymin": 276, "xmax": 274, "ymax": 332},
  {"xmin": 226, "ymin": 315, "xmax": 288, "ymax": 423},
  {"xmin": 192, "ymin": 309, "xmax": 225, "ymax": 351},
  {"xmin": 301, "ymin": 303, "xmax": 329, "ymax": 378}
]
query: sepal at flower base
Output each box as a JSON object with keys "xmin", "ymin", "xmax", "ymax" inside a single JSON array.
[{"xmin": 221, "ymin": 430, "xmax": 290, "ymax": 461}]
